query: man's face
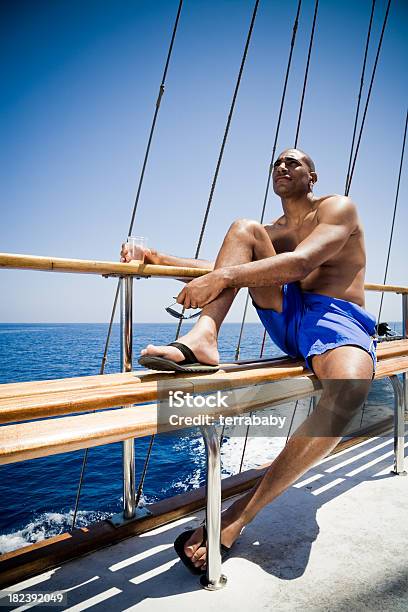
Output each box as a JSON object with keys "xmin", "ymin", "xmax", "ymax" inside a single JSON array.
[{"xmin": 272, "ymin": 149, "xmax": 315, "ymax": 197}]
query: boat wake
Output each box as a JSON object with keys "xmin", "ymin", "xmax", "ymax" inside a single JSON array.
[{"xmin": 0, "ymin": 509, "xmax": 111, "ymax": 555}]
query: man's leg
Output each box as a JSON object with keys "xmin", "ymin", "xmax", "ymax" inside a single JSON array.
[
  {"xmin": 141, "ymin": 219, "xmax": 282, "ymax": 364},
  {"xmin": 186, "ymin": 345, "xmax": 373, "ymax": 569}
]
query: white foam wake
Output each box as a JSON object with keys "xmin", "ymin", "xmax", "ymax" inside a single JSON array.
[{"xmin": 0, "ymin": 509, "xmax": 111, "ymax": 554}]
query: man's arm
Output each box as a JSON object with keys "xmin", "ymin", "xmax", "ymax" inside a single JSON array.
[
  {"xmin": 121, "ymin": 244, "xmax": 214, "ymax": 270},
  {"xmin": 221, "ymin": 197, "xmax": 358, "ymax": 288},
  {"xmin": 148, "ymin": 249, "xmax": 214, "ymax": 270}
]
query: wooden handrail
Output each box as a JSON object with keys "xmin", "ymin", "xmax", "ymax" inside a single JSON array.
[
  {"xmin": 0, "ymin": 253, "xmax": 208, "ymax": 279},
  {"xmin": 1, "ymin": 253, "xmax": 407, "ymax": 292},
  {"xmin": 364, "ymin": 282, "xmax": 408, "ymax": 294}
]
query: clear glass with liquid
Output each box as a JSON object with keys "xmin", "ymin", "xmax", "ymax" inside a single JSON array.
[{"xmin": 127, "ymin": 236, "xmax": 147, "ymax": 263}]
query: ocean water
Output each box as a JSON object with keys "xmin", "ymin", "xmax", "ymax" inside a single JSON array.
[{"xmin": 0, "ymin": 322, "xmax": 400, "ymax": 554}]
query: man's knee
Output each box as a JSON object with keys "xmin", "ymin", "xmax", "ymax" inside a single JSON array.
[
  {"xmin": 312, "ymin": 346, "xmax": 374, "ymax": 382},
  {"xmin": 321, "ymin": 378, "xmax": 371, "ymax": 410},
  {"xmin": 322, "ymin": 379, "xmax": 370, "ymax": 431},
  {"xmin": 308, "ymin": 380, "xmax": 370, "ymax": 437},
  {"xmin": 228, "ymin": 218, "xmax": 263, "ymax": 237}
]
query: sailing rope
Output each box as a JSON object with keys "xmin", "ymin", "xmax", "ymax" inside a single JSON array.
[
  {"xmin": 174, "ymin": 0, "xmax": 260, "ymax": 341},
  {"xmin": 257, "ymin": 0, "xmax": 319, "ymax": 358},
  {"xmin": 239, "ymin": 419, "xmax": 251, "ymax": 473},
  {"xmin": 71, "ymin": 284, "xmax": 121, "ymax": 529},
  {"xmin": 71, "ymin": 0, "xmax": 184, "ymax": 531},
  {"xmin": 234, "ymin": 0, "xmax": 302, "ymax": 361},
  {"xmin": 377, "ymin": 108, "xmax": 408, "ymax": 326},
  {"xmin": 344, "ymin": 0, "xmax": 376, "ymax": 195},
  {"xmin": 136, "ymin": 0, "xmax": 260, "ymax": 504},
  {"xmin": 294, "ymin": 0, "xmax": 319, "ymax": 148},
  {"xmin": 345, "ymin": 0, "xmax": 392, "ymax": 196}
]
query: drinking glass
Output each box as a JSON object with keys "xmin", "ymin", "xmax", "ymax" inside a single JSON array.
[{"xmin": 127, "ymin": 236, "xmax": 147, "ymax": 263}]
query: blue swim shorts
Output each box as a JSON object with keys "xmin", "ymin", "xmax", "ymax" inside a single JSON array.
[{"xmin": 253, "ymin": 283, "xmax": 377, "ymax": 371}]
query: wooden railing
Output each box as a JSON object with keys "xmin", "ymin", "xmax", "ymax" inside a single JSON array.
[
  {"xmin": 0, "ymin": 252, "xmax": 207, "ymax": 278},
  {"xmin": 1, "ymin": 252, "xmax": 408, "ymax": 293}
]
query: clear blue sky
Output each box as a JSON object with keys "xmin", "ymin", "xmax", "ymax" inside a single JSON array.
[{"xmin": 1, "ymin": 0, "xmax": 407, "ymax": 323}]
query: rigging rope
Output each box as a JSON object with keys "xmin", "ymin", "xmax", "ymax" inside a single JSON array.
[
  {"xmin": 138, "ymin": 0, "xmax": 260, "ymax": 498},
  {"xmin": 239, "ymin": 417, "xmax": 251, "ymax": 473},
  {"xmin": 344, "ymin": 0, "xmax": 376, "ymax": 195},
  {"xmin": 377, "ymin": 108, "xmax": 408, "ymax": 325},
  {"xmin": 174, "ymin": 0, "xmax": 260, "ymax": 341},
  {"xmin": 258, "ymin": 0, "xmax": 319, "ymax": 359},
  {"xmin": 193, "ymin": 0, "xmax": 260, "ymax": 263},
  {"xmin": 71, "ymin": 0, "xmax": 184, "ymax": 531},
  {"xmin": 234, "ymin": 0, "xmax": 302, "ymax": 361},
  {"xmin": 294, "ymin": 0, "xmax": 319, "ymax": 148},
  {"xmin": 71, "ymin": 283, "xmax": 121, "ymax": 530},
  {"xmin": 345, "ymin": 0, "xmax": 392, "ymax": 195},
  {"xmin": 285, "ymin": 400, "xmax": 299, "ymax": 444}
]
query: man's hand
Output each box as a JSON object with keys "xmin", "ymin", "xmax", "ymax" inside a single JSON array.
[
  {"xmin": 120, "ymin": 243, "xmax": 159, "ymax": 264},
  {"xmin": 176, "ymin": 270, "xmax": 227, "ymax": 309}
]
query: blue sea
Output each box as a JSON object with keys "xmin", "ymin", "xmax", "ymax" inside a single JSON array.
[{"xmin": 0, "ymin": 322, "xmax": 400, "ymax": 554}]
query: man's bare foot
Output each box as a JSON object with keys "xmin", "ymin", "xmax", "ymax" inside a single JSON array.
[
  {"xmin": 184, "ymin": 506, "xmax": 245, "ymax": 570},
  {"xmin": 140, "ymin": 328, "xmax": 219, "ymax": 366}
]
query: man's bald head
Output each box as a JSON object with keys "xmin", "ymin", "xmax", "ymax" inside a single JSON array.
[{"xmin": 278, "ymin": 148, "xmax": 316, "ymax": 172}]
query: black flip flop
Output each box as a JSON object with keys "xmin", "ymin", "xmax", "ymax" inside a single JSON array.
[
  {"xmin": 138, "ymin": 342, "xmax": 219, "ymax": 373},
  {"xmin": 173, "ymin": 524, "xmax": 232, "ymax": 575}
]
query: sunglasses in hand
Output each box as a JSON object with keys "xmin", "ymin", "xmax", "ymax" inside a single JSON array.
[{"xmin": 165, "ymin": 298, "xmax": 202, "ymax": 320}]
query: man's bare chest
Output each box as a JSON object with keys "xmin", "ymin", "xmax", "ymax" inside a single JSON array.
[{"xmin": 267, "ymin": 214, "xmax": 318, "ymax": 254}]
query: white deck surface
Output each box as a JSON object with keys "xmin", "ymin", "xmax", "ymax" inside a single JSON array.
[{"xmin": 3, "ymin": 435, "xmax": 408, "ymax": 612}]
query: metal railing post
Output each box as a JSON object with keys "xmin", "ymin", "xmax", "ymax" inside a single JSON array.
[
  {"xmin": 200, "ymin": 425, "xmax": 227, "ymax": 590},
  {"xmin": 402, "ymin": 294, "xmax": 408, "ymax": 338},
  {"xmin": 389, "ymin": 375, "xmax": 407, "ymax": 476},
  {"xmin": 402, "ymin": 293, "xmax": 408, "ymax": 417},
  {"xmin": 121, "ymin": 276, "xmax": 136, "ymax": 518}
]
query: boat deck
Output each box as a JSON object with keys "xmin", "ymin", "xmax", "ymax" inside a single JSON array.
[{"xmin": 3, "ymin": 435, "xmax": 408, "ymax": 612}]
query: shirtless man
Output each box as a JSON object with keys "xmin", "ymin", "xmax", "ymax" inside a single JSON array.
[{"xmin": 121, "ymin": 148, "xmax": 376, "ymax": 572}]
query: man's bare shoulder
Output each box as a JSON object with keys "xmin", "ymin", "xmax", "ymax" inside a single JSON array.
[{"xmin": 316, "ymin": 194, "xmax": 359, "ymax": 224}]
